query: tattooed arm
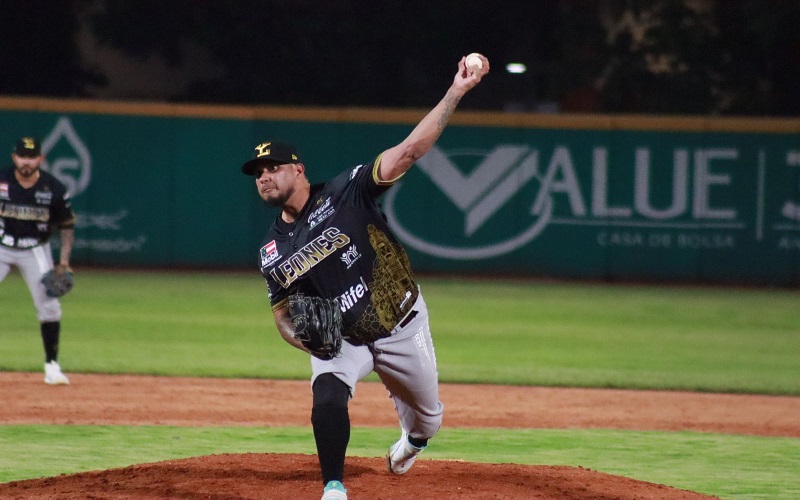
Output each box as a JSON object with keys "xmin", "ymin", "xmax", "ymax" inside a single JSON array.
[
  {"xmin": 58, "ymin": 228, "xmax": 75, "ymax": 269},
  {"xmin": 378, "ymin": 54, "xmax": 490, "ymax": 183}
]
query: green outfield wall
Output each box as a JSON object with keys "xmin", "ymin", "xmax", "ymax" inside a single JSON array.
[{"xmin": 2, "ymin": 97, "xmax": 798, "ymax": 285}]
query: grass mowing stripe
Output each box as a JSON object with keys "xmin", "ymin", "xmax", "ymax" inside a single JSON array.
[
  {"xmin": 1, "ymin": 425, "xmax": 798, "ymax": 500},
  {"xmin": 1, "ymin": 271, "xmax": 797, "ymax": 393}
]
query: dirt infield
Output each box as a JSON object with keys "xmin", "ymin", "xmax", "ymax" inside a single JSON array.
[{"xmin": 2, "ymin": 372, "xmax": 799, "ymax": 499}]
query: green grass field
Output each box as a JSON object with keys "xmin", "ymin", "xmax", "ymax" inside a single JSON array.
[{"xmin": 1, "ymin": 269, "xmax": 799, "ymax": 499}]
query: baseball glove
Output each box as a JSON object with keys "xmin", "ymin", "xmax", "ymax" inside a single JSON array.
[
  {"xmin": 288, "ymin": 294, "xmax": 343, "ymax": 360},
  {"xmin": 41, "ymin": 265, "xmax": 74, "ymax": 298}
]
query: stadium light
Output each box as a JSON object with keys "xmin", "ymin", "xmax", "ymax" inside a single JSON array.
[{"xmin": 505, "ymin": 63, "xmax": 527, "ymax": 74}]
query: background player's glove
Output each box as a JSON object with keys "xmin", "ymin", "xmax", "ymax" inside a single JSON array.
[
  {"xmin": 41, "ymin": 265, "xmax": 75, "ymax": 298},
  {"xmin": 288, "ymin": 294, "xmax": 343, "ymax": 360}
]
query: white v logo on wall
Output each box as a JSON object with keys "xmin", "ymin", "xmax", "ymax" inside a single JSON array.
[
  {"xmin": 384, "ymin": 145, "xmax": 551, "ymax": 260},
  {"xmin": 40, "ymin": 117, "xmax": 92, "ymax": 198}
]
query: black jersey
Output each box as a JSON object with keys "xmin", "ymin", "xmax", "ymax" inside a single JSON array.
[
  {"xmin": 0, "ymin": 167, "xmax": 76, "ymax": 249},
  {"xmin": 260, "ymin": 156, "xmax": 419, "ymax": 343}
]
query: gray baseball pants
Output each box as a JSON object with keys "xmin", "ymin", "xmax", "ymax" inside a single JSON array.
[
  {"xmin": 311, "ymin": 291, "xmax": 444, "ymax": 440},
  {"xmin": 0, "ymin": 243, "xmax": 62, "ymax": 322}
]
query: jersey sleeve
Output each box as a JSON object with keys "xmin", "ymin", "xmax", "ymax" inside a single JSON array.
[
  {"xmin": 261, "ymin": 241, "xmax": 291, "ymax": 311},
  {"xmin": 265, "ymin": 276, "xmax": 289, "ymax": 312},
  {"xmin": 346, "ymin": 153, "xmax": 406, "ymax": 201},
  {"xmin": 50, "ymin": 188, "xmax": 77, "ymax": 229},
  {"xmin": 263, "ymin": 247, "xmax": 314, "ymax": 312},
  {"xmin": 372, "ymin": 152, "xmax": 407, "ymax": 186},
  {"xmin": 266, "ymin": 273, "xmax": 317, "ymax": 312}
]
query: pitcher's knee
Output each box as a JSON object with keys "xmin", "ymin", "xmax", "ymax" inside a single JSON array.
[{"xmin": 37, "ymin": 299, "xmax": 62, "ymax": 323}]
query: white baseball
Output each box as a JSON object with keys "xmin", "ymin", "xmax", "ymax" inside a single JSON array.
[{"xmin": 465, "ymin": 53, "xmax": 483, "ymax": 70}]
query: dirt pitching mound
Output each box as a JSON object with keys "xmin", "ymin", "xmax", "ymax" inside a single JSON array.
[
  {"xmin": 0, "ymin": 453, "xmax": 720, "ymax": 500},
  {"xmin": 4, "ymin": 372, "xmax": 798, "ymax": 499}
]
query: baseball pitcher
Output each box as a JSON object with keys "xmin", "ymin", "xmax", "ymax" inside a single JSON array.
[{"xmin": 242, "ymin": 54, "xmax": 489, "ymax": 500}]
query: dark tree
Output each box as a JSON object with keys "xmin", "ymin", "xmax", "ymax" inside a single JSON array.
[{"xmin": 598, "ymin": 0, "xmax": 800, "ymax": 115}]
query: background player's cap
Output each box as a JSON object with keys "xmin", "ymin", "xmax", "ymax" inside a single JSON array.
[
  {"xmin": 241, "ymin": 140, "xmax": 301, "ymax": 175},
  {"xmin": 14, "ymin": 137, "xmax": 42, "ymax": 158}
]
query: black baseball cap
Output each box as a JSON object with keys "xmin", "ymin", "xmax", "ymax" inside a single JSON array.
[
  {"xmin": 241, "ymin": 140, "xmax": 301, "ymax": 175},
  {"xmin": 14, "ymin": 137, "xmax": 42, "ymax": 157}
]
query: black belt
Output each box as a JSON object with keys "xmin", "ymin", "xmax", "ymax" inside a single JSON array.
[{"xmin": 398, "ymin": 310, "xmax": 418, "ymax": 328}]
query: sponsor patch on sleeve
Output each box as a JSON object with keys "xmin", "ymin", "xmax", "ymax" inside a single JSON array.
[{"xmin": 260, "ymin": 240, "xmax": 281, "ymax": 267}]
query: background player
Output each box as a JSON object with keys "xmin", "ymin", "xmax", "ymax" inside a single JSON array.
[
  {"xmin": 241, "ymin": 54, "xmax": 489, "ymax": 500},
  {"xmin": 0, "ymin": 137, "xmax": 76, "ymax": 385}
]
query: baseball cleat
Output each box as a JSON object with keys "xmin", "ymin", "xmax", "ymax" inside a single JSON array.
[
  {"xmin": 386, "ymin": 430, "xmax": 425, "ymax": 475},
  {"xmin": 321, "ymin": 480, "xmax": 347, "ymax": 500},
  {"xmin": 44, "ymin": 361, "xmax": 70, "ymax": 385}
]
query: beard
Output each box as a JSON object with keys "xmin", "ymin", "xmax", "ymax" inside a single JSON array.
[
  {"xmin": 16, "ymin": 164, "xmax": 39, "ymax": 178},
  {"xmin": 262, "ymin": 186, "xmax": 293, "ymax": 208}
]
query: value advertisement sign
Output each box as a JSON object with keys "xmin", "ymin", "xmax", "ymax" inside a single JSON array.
[
  {"xmin": 1, "ymin": 100, "xmax": 797, "ymax": 285},
  {"xmin": 389, "ymin": 126, "xmax": 800, "ymax": 285}
]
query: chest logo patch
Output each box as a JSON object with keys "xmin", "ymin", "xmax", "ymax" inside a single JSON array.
[
  {"xmin": 35, "ymin": 191, "xmax": 53, "ymax": 205},
  {"xmin": 308, "ymin": 196, "xmax": 335, "ymax": 230},
  {"xmin": 340, "ymin": 244, "xmax": 361, "ymax": 269}
]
